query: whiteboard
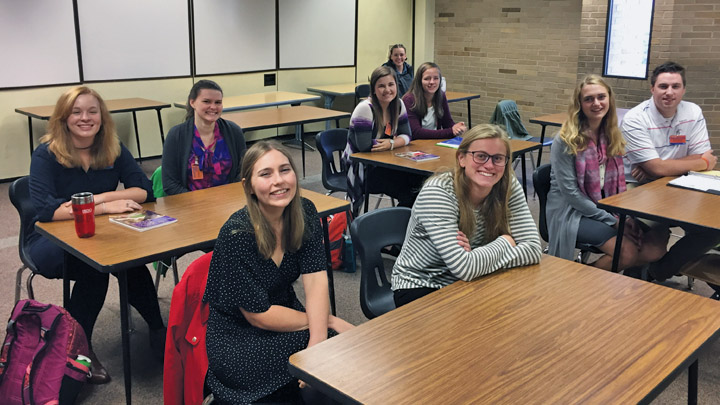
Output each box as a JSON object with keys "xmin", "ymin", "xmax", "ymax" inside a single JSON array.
[
  {"xmin": 193, "ymin": 0, "xmax": 276, "ymax": 75},
  {"xmin": 0, "ymin": 0, "xmax": 80, "ymax": 88},
  {"xmin": 278, "ymin": 0, "xmax": 355, "ymax": 69},
  {"xmin": 77, "ymin": 0, "xmax": 190, "ymax": 81}
]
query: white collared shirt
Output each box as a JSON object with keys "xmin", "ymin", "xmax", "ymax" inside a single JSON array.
[{"xmin": 621, "ymin": 98, "xmax": 710, "ymax": 181}]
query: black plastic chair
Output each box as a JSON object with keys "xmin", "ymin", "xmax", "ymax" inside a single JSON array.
[
  {"xmin": 533, "ymin": 164, "xmax": 600, "ymax": 263},
  {"xmin": 350, "ymin": 207, "xmax": 411, "ymax": 319},
  {"xmin": 10, "ymin": 177, "xmax": 42, "ymax": 304},
  {"xmin": 315, "ymin": 129, "xmax": 349, "ymax": 196},
  {"xmin": 355, "ymin": 84, "xmax": 370, "ymax": 105}
]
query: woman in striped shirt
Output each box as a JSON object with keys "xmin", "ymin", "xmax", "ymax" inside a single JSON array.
[{"xmin": 391, "ymin": 124, "xmax": 542, "ymax": 307}]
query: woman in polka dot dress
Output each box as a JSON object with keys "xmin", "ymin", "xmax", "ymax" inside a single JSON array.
[{"xmin": 203, "ymin": 140, "xmax": 354, "ymax": 404}]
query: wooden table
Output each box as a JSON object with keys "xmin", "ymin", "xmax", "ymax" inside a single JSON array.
[
  {"xmin": 223, "ymin": 105, "xmax": 350, "ymax": 177},
  {"xmin": 307, "ymin": 83, "xmax": 365, "ymax": 130},
  {"xmin": 173, "ymin": 91, "xmax": 320, "ymax": 113},
  {"xmin": 445, "ymin": 91, "xmax": 482, "ymax": 127},
  {"xmin": 35, "ymin": 183, "xmax": 349, "ymax": 405},
  {"xmin": 16, "ymin": 98, "xmax": 171, "ymax": 159},
  {"xmin": 529, "ymin": 108, "xmax": 629, "ymax": 167},
  {"xmin": 289, "ymin": 255, "xmax": 720, "ymax": 404},
  {"xmin": 598, "ymin": 176, "xmax": 720, "ymax": 273},
  {"xmin": 350, "ymin": 138, "xmax": 541, "ymax": 211},
  {"xmin": 175, "ymin": 91, "xmax": 322, "ymax": 151}
]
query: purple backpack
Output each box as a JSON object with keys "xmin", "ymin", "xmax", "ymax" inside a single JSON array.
[{"xmin": 0, "ymin": 300, "xmax": 91, "ymax": 405}]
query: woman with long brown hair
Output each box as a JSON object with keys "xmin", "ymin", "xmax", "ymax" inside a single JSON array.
[
  {"xmin": 203, "ymin": 141, "xmax": 353, "ymax": 403},
  {"xmin": 27, "ymin": 86, "xmax": 166, "ymax": 384},
  {"xmin": 391, "ymin": 124, "xmax": 542, "ymax": 306}
]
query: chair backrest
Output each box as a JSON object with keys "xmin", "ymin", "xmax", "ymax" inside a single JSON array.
[
  {"xmin": 355, "ymin": 84, "xmax": 370, "ymax": 102},
  {"xmin": 151, "ymin": 166, "xmax": 166, "ymax": 199},
  {"xmin": 314, "ymin": 129, "xmax": 349, "ymax": 193},
  {"xmin": 9, "ymin": 177, "xmax": 38, "ymax": 270},
  {"xmin": 532, "ymin": 164, "xmax": 551, "ymax": 243},
  {"xmin": 490, "ymin": 99, "xmax": 531, "ymax": 140},
  {"xmin": 350, "ymin": 207, "xmax": 412, "ymax": 319}
]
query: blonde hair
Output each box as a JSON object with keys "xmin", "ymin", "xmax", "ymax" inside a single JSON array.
[
  {"xmin": 451, "ymin": 124, "xmax": 514, "ymax": 242},
  {"xmin": 559, "ymin": 75, "xmax": 625, "ymax": 156},
  {"xmin": 241, "ymin": 141, "xmax": 304, "ymax": 259},
  {"xmin": 40, "ymin": 86, "xmax": 120, "ymax": 169}
]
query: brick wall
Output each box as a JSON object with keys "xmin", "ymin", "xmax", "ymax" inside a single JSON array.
[
  {"xmin": 434, "ymin": 0, "xmax": 720, "ymax": 148},
  {"xmin": 434, "ymin": 0, "xmax": 582, "ymax": 137}
]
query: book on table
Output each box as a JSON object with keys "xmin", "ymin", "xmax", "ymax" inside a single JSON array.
[
  {"xmin": 109, "ymin": 210, "xmax": 177, "ymax": 232},
  {"xmin": 667, "ymin": 171, "xmax": 720, "ymax": 195},
  {"xmin": 435, "ymin": 136, "xmax": 463, "ymax": 149},
  {"xmin": 394, "ymin": 151, "xmax": 440, "ymax": 162}
]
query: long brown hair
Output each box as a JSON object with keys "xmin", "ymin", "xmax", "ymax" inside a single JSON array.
[
  {"xmin": 406, "ymin": 62, "xmax": 444, "ymax": 121},
  {"xmin": 452, "ymin": 124, "xmax": 514, "ymax": 242},
  {"xmin": 241, "ymin": 141, "xmax": 304, "ymax": 259},
  {"xmin": 184, "ymin": 79, "xmax": 223, "ymax": 121},
  {"xmin": 369, "ymin": 66, "xmax": 402, "ymax": 139},
  {"xmin": 40, "ymin": 86, "xmax": 120, "ymax": 169},
  {"xmin": 559, "ymin": 74, "xmax": 624, "ymax": 156}
]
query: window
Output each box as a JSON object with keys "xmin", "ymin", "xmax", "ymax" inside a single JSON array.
[{"xmin": 603, "ymin": 0, "xmax": 655, "ymax": 79}]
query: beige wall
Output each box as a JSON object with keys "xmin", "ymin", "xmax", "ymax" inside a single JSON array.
[
  {"xmin": 0, "ymin": 0, "xmax": 417, "ymax": 180},
  {"xmin": 434, "ymin": 0, "xmax": 720, "ymax": 150}
]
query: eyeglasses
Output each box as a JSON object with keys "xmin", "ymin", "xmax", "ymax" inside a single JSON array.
[{"xmin": 466, "ymin": 151, "xmax": 509, "ymax": 166}]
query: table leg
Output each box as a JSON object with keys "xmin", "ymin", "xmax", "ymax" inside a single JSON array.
[
  {"xmin": 611, "ymin": 214, "xmax": 626, "ymax": 273},
  {"xmin": 156, "ymin": 109, "xmax": 166, "ymax": 145},
  {"xmin": 363, "ymin": 165, "xmax": 370, "ymax": 214},
  {"xmin": 117, "ymin": 271, "xmax": 133, "ymax": 405},
  {"xmin": 323, "ymin": 95, "xmax": 336, "ymax": 130},
  {"xmin": 131, "ymin": 112, "xmax": 142, "ymax": 161},
  {"xmin": 688, "ymin": 359, "xmax": 698, "ymax": 405},
  {"xmin": 321, "ymin": 216, "xmax": 337, "ymax": 315},
  {"xmin": 63, "ymin": 253, "xmax": 71, "ymax": 308},
  {"xmin": 520, "ymin": 153, "xmax": 528, "ymax": 198},
  {"xmin": 300, "ymin": 124, "xmax": 306, "ymax": 178},
  {"xmin": 467, "ymin": 99, "xmax": 472, "ymax": 128},
  {"xmin": 536, "ymin": 125, "xmax": 548, "ymax": 167},
  {"xmin": 27, "ymin": 117, "xmax": 34, "ymax": 156}
]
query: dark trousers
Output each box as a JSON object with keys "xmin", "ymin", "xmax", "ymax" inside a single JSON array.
[
  {"xmin": 367, "ymin": 166, "xmax": 426, "ymax": 209},
  {"xmin": 394, "ymin": 287, "xmax": 438, "ymax": 307},
  {"xmin": 28, "ymin": 236, "xmax": 164, "ymax": 345},
  {"xmin": 651, "ymin": 226, "xmax": 720, "ymax": 282}
]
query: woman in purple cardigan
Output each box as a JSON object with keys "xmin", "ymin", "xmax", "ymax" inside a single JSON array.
[{"xmin": 402, "ymin": 62, "xmax": 467, "ymax": 139}]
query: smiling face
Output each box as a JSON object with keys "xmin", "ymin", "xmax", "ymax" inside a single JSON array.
[
  {"xmin": 373, "ymin": 74, "xmax": 397, "ymax": 107},
  {"xmin": 457, "ymin": 138, "xmax": 508, "ymax": 202},
  {"xmin": 66, "ymin": 94, "xmax": 102, "ymax": 146},
  {"xmin": 421, "ymin": 67, "xmax": 441, "ymax": 97},
  {"xmin": 249, "ymin": 149, "xmax": 298, "ymax": 217},
  {"xmin": 651, "ymin": 72, "xmax": 686, "ymax": 118},
  {"xmin": 390, "ymin": 47, "xmax": 406, "ymax": 70},
  {"xmin": 580, "ymin": 83, "xmax": 609, "ymax": 126},
  {"xmin": 190, "ymin": 89, "xmax": 223, "ymax": 124}
]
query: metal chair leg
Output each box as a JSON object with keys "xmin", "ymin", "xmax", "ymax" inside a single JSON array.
[
  {"xmin": 15, "ymin": 265, "xmax": 27, "ymax": 304},
  {"xmin": 172, "ymin": 257, "xmax": 179, "ymax": 285},
  {"xmin": 26, "ymin": 272, "xmax": 36, "ymax": 300}
]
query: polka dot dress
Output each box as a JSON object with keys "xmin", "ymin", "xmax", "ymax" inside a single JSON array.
[{"xmin": 203, "ymin": 198, "xmax": 335, "ymax": 404}]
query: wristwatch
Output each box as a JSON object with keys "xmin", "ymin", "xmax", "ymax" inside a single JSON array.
[{"xmin": 390, "ymin": 138, "xmax": 395, "ymax": 150}]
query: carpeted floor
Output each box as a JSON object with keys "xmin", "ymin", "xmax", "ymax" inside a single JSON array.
[{"xmin": 0, "ymin": 135, "xmax": 718, "ymax": 404}]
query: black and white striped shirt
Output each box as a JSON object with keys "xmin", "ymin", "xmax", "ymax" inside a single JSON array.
[{"xmin": 391, "ymin": 172, "xmax": 542, "ymax": 290}]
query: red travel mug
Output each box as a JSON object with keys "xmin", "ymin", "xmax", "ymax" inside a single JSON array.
[{"xmin": 71, "ymin": 192, "xmax": 95, "ymax": 238}]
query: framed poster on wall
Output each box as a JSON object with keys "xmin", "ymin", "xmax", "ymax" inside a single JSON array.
[{"xmin": 603, "ymin": 0, "xmax": 655, "ymax": 79}]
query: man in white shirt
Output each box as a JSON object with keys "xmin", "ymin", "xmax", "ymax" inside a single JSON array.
[{"xmin": 622, "ymin": 62, "xmax": 720, "ymax": 295}]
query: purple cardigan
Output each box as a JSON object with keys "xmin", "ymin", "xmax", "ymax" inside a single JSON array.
[{"xmin": 402, "ymin": 92, "xmax": 456, "ymax": 139}]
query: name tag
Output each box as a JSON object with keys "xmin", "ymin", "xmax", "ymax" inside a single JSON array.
[{"xmin": 669, "ymin": 135, "xmax": 686, "ymax": 145}]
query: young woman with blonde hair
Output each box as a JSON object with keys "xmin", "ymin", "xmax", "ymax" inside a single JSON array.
[
  {"xmin": 391, "ymin": 124, "xmax": 542, "ymax": 306},
  {"xmin": 28, "ymin": 86, "xmax": 166, "ymax": 384},
  {"xmin": 546, "ymin": 75, "xmax": 667, "ymax": 271},
  {"xmin": 204, "ymin": 141, "xmax": 353, "ymax": 403}
]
